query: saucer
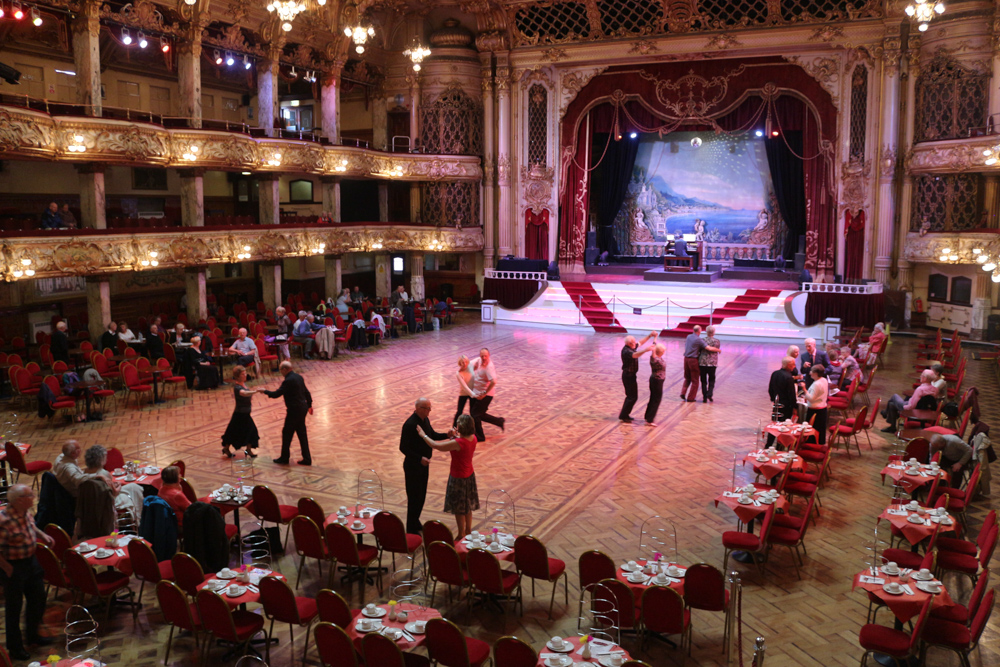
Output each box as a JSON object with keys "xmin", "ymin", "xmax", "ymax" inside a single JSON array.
[
  {"xmin": 882, "ymin": 584, "xmax": 904, "ymax": 595},
  {"xmin": 112, "ymin": 470, "xmax": 126, "ymax": 477},
  {"xmin": 488, "ymin": 543, "xmax": 503, "ymax": 553},
  {"xmin": 665, "ymin": 568, "xmax": 685, "ymax": 578},
  {"xmin": 362, "ymin": 607, "xmax": 387, "ymax": 618},
  {"xmin": 598, "ymin": 655, "xmax": 627, "ymax": 667},
  {"xmin": 881, "ymin": 567, "xmax": 900, "ymax": 576},
  {"xmin": 546, "ymin": 640, "xmax": 573, "ymax": 653},
  {"xmin": 545, "ymin": 655, "xmax": 573, "ymax": 667},
  {"xmin": 94, "ymin": 549, "xmax": 114, "ymax": 559},
  {"xmin": 620, "ymin": 562, "xmax": 640, "ymax": 572},
  {"xmin": 203, "ymin": 580, "xmax": 227, "ymax": 592},
  {"xmin": 352, "ymin": 522, "xmax": 366, "ymax": 530},
  {"xmin": 916, "ymin": 581, "xmax": 943, "ymax": 594},
  {"xmin": 911, "ymin": 571, "xmax": 935, "ymax": 582},
  {"xmin": 216, "ymin": 570, "xmax": 238, "ymax": 579},
  {"xmin": 755, "ymin": 456, "xmax": 770, "ymax": 463},
  {"xmin": 75, "ymin": 543, "xmax": 97, "ymax": 553},
  {"xmin": 737, "ymin": 497, "xmax": 754, "ymax": 504},
  {"xmin": 145, "ymin": 466, "xmax": 160, "ymax": 474},
  {"xmin": 907, "ymin": 514, "xmax": 926, "ymax": 524},
  {"xmin": 404, "ymin": 622, "xmax": 427, "ymax": 635},
  {"xmin": 354, "ymin": 621, "xmax": 383, "ymax": 634},
  {"xmin": 626, "ymin": 573, "xmax": 646, "ymax": 583}
]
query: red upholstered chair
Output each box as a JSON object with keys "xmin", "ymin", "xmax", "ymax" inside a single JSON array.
[
  {"xmin": 828, "ymin": 405, "xmax": 867, "ymax": 458},
  {"xmin": 127, "ymin": 538, "xmax": 174, "ymax": 605},
  {"xmin": 196, "ymin": 589, "xmax": 265, "ymax": 663},
  {"xmin": 36, "ymin": 544, "xmax": 70, "ymax": 601},
  {"xmin": 423, "ymin": 519, "xmax": 457, "ymax": 552},
  {"xmin": 858, "ymin": 596, "xmax": 932, "ymax": 666},
  {"xmin": 372, "ymin": 510, "xmax": 423, "ymax": 572},
  {"xmin": 683, "ymin": 563, "xmax": 732, "ymax": 653},
  {"xmin": 325, "ymin": 522, "xmax": 382, "ymax": 601},
  {"xmin": 254, "ymin": 337, "xmax": 278, "ymax": 374},
  {"xmin": 513, "ymin": 534, "xmax": 568, "ymax": 620},
  {"xmin": 171, "ymin": 552, "xmax": 213, "ymax": 597},
  {"xmin": 259, "ymin": 575, "xmax": 319, "ymax": 666},
  {"xmin": 425, "ymin": 617, "xmax": 492, "ymax": 667},
  {"xmin": 42, "ymin": 374, "xmax": 76, "ymax": 421},
  {"xmin": 937, "ymin": 525, "xmax": 998, "ymax": 587},
  {"xmin": 334, "ymin": 323, "xmax": 354, "ymax": 352},
  {"xmin": 493, "ymin": 635, "xmax": 537, "ymax": 667},
  {"xmin": 156, "ymin": 357, "xmax": 187, "ymax": 397},
  {"xmin": 765, "ymin": 492, "xmax": 817, "ymax": 579},
  {"xmin": 784, "ymin": 448, "xmax": 831, "ymax": 520},
  {"xmin": 250, "ymin": 485, "xmax": 297, "ymax": 550},
  {"xmin": 928, "ymin": 463, "xmax": 983, "ymax": 530},
  {"xmin": 363, "ymin": 631, "xmax": 431, "ymax": 667},
  {"xmin": 426, "ymin": 540, "xmax": 470, "ymax": 607},
  {"xmin": 296, "ymin": 496, "xmax": 326, "ymax": 530},
  {"xmin": 63, "ymin": 549, "xmax": 137, "ymax": 627},
  {"xmin": 828, "ymin": 375, "xmax": 859, "ymax": 415},
  {"xmin": 314, "ymin": 622, "xmax": 360, "ymax": 667},
  {"xmin": 930, "ymin": 568, "xmax": 990, "ymax": 625},
  {"xmin": 4, "ymin": 441, "xmax": 51, "ymax": 490},
  {"xmin": 316, "ymin": 588, "xmax": 359, "ymax": 628},
  {"xmin": 593, "ymin": 578, "xmax": 640, "ymax": 641},
  {"xmin": 156, "ymin": 580, "xmax": 203, "ymax": 665},
  {"xmin": 43, "ymin": 523, "xmax": 72, "ymax": 558},
  {"xmin": 937, "ymin": 510, "xmax": 996, "ymax": 558},
  {"xmin": 104, "ymin": 447, "xmax": 125, "ymax": 471},
  {"xmin": 466, "ymin": 547, "xmax": 522, "ymax": 629},
  {"xmin": 291, "ymin": 515, "xmax": 331, "ymax": 588},
  {"xmin": 577, "ymin": 550, "xmax": 616, "ymax": 629},
  {"xmin": 721, "ymin": 503, "xmax": 775, "ymax": 576},
  {"xmin": 921, "ymin": 590, "xmax": 995, "ymax": 667},
  {"xmin": 121, "ymin": 363, "xmax": 152, "ymax": 409},
  {"xmin": 640, "ymin": 585, "xmax": 691, "ymax": 653}
]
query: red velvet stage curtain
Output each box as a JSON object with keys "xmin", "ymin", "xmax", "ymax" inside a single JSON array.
[
  {"xmin": 483, "ymin": 278, "xmax": 542, "ymax": 310},
  {"xmin": 844, "ymin": 209, "xmax": 866, "ymax": 281},
  {"xmin": 525, "ymin": 209, "xmax": 549, "ymax": 260},
  {"xmin": 805, "ymin": 292, "xmax": 885, "ymax": 328},
  {"xmin": 558, "ymin": 58, "xmax": 837, "ymax": 277}
]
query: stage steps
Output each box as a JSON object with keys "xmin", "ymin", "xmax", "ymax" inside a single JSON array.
[
  {"xmin": 659, "ymin": 288, "xmax": 782, "ymax": 338},
  {"xmin": 561, "ymin": 281, "xmax": 627, "ymax": 334}
]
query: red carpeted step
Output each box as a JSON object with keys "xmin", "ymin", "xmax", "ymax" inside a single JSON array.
[
  {"xmin": 659, "ymin": 288, "xmax": 778, "ymax": 338},
  {"xmin": 562, "ymin": 282, "xmax": 627, "ymax": 334}
]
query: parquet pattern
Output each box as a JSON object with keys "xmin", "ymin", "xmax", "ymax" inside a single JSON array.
[{"xmin": 6, "ymin": 324, "xmax": 998, "ymax": 667}]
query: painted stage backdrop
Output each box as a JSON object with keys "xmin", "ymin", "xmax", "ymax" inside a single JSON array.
[{"xmin": 613, "ymin": 131, "xmax": 782, "ymax": 255}]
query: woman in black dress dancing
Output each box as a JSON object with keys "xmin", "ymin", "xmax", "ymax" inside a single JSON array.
[{"xmin": 222, "ymin": 365, "xmax": 261, "ymax": 457}]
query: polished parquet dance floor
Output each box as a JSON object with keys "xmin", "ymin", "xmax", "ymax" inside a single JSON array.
[{"xmin": 7, "ymin": 321, "xmax": 999, "ymax": 666}]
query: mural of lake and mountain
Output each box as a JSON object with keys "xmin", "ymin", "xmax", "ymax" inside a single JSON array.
[{"xmin": 615, "ymin": 131, "xmax": 777, "ymax": 249}]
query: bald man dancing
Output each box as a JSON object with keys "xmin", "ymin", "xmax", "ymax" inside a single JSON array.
[{"xmin": 619, "ymin": 332, "xmax": 657, "ymax": 422}]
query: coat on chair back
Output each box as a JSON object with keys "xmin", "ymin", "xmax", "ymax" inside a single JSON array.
[
  {"xmin": 140, "ymin": 495, "xmax": 178, "ymax": 561},
  {"xmin": 76, "ymin": 477, "xmax": 115, "ymax": 540},
  {"xmin": 182, "ymin": 501, "xmax": 230, "ymax": 572}
]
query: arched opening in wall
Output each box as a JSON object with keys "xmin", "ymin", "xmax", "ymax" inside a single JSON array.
[
  {"xmin": 420, "ymin": 85, "xmax": 484, "ymax": 156},
  {"xmin": 848, "ymin": 64, "xmax": 868, "ymax": 163},
  {"xmin": 558, "ymin": 58, "xmax": 837, "ymax": 277}
]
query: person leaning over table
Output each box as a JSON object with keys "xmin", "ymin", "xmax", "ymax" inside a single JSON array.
[
  {"xmin": 0, "ymin": 484, "xmax": 56, "ymax": 660},
  {"xmin": 930, "ymin": 434, "xmax": 975, "ymax": 482},
  {"xmin": 418, "ymin": 413, "xmax": 479, "ymax": 539},
  {"xmin": 804, "ymin": 365, "xmax": 829, "ymax": 444},
  {"xmin": 766, "ymin": 356, "xmax": 798, "ymax": 447}
]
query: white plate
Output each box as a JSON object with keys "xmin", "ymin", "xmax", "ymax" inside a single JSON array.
[
  {"xmin": 598, "ymin": 655, "xmax": 627, "ymax": 667},
  {"xmin": 911, "ymin": 571, "xmax": 935, "ymax": 582},
  {"xmin": 112, "ymin": 470, "xmax": 126, "ymax": 477},
  {"xmin": 362, "ymin": 607, "xmax": 387, "ymax": 618},
  {"xmin": 145, "ymin": 466, "xmax": 160, "ymax": 474},
  {"xmin": 216, "ymin": 570, "xmax": 238, "ymax": 580},
  {"xmin": 737, "ymin": 497, "xmax": 754, "ymax": 505},
  {"xmin": 620, "ymin": 563, "xmax": 640, "ymax": 572},
  {"xmin": 354, "ymin": 621, "xmax": 383, "ymax": 634},
  {"xmin": 75, "ymin": 543, "xmax": 97, "ymax": 553},
  {"xmin": 225, "ymin": 585, "xmax": 248, "ymax": 598},
  {"xmin": 626, "ymin": 574, "xmax": 646, "ymax": 584},
  {"xmin": 204, "ymin": 580, "xmax": 227, "ymax": 592},
  {"xmin": 545, "ymin": 656, "xmax": 574, "ymax": 667},
  {"xmin": 882, "ymin": 584, "xmax": 905, "ymax": 595},
  {"xmin": 755, "ymin": 456, "xmax": 770, "ymax": 463},
  {"xmin": 907, "ymin": 514, "xmax": 926, "ymax": 524},
  {"xmin": 916, "ymin": 581, "xmax": 943, "ymax": 594},
  {"xmin": 650, "ymin": 576, "xmax": 673, "ymax": 586},
  {"xmin": 404, "ymin": 622, "xmax": 427, "ymax": 635},
  {"xmin": 487, "ymin": 543, "xmax": 504, "ymax": 553},
  {"xmin": 352, "ymin": 522, "xmax": 366, "ymax": 531},
  {"xmin": 500, "ymin": 537, "xmax": 516, "ymax": 548},
  {"xmin": 124, "ymin": 476, "xmax": 136, "ymax": 482},
  {"xmin": 94, "ymin": 549, "xmax": 114, "ymax": 559},
  {"xmin": 546, "ymin": 640, "xmax": 574, "ymax": 653},
  {"xmin": 881, "ymin": 567, "xmax": 900, "ymax": 577},
  {"xmin": 664, "ymin": 568, "xmax": 685, "ymax": 578}
]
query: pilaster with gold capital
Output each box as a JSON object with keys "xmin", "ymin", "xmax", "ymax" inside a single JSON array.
[{"xmin": 72, "ymin": 0, "xmax": 103, "ymax": 117}]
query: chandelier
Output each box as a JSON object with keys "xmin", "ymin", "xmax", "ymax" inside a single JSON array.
[
  {"xmin": 984, "ymin": 143, "xmax": 1000, "ymax": 166},
  {"xmin": 905, "ymin": 0, "xmax": 945, "ymax": 32},
  {"xmin": 403, "ymin": 40, "xmax": 431, "ymax": 72},
  {"xmin": 344, "ymin": 23, "xmax": 374, "ymax": 54},
  {"xmin": 267, "ymin": 0, "xmax": 307, "ymax": 32}
]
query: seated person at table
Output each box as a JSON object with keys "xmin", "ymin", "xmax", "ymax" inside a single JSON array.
[
  {"xmin": 118, "ymin": 321, "xmax": 137, "ymax": 343},
  {"xmin": 336, "ymin": 289, "xmax": 351, "ymax": 315},
  {"xmin": 157, "ymin": 466, "xmax": 191, "ymax": 528},
  {"xmin": 293, "ymin": 312, "xmax": 323, "ymax": 360},
  {"xmin": 930, "ymin": 434, "xmax": 974, "ymax": 481},
  {"xmin": 390, "ymin": 285, "xmax": 409, "ymax": 308},
  {"xmin": 929, "ymin": 363, "xmax": 948, "ymax": 400},
  {"xmin": 100, "ymin": 321, "xmax": 118, "ymax": 353},
  {"xmin": 82, "ymin": 445, "xmax": 144, "ymax": 521},
  {"xmin": 228, "ymin": 327, "xmax": 259, "ymax": 378},
  {"xmin": 53, "ymin": 440, "xmax": 87, "ymax": 496},
  {"xmin": 352, "ymin": 286, "xmax": 365, "ymax": 303},
  {"xmin": 168, "ymin": 323, "xmax": 187, "ymax": 346},
  {"xmin": 147, "ymin": 325, "xmax": 164, "ymax": 360},
  {"xmin": 836, "ymin": 346, "xmax": 861, "ymax": 389},
  {"xmin": 184, "ymin": 336, "xmax": 219, "ymax": 389},
  {"xmin": 60, "ymin": 203, "xmax": 78, "ymax": 229},
  {"xmin": 882, "ymin": 369, "xmax": 939, "ymax": 432}
]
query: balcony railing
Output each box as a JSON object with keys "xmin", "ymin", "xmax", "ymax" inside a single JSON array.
[{"xmin": 801, "ymin": 282, "xmax": 883, "ymax": 294}]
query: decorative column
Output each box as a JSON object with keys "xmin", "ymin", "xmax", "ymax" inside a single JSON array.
[
  {"xmin": 259, "ymin": 174, "xmax": 280, "ymax": 225},
  {"xmin": 896, "ymin": 38, "xmax": 920, "ymax": 294},
  {"xmin": 496, "ymin": 58, "xmax": 513, "ymax": 257},
  {"xmin": 991, "ymin": 15, "xmax": 1000, "ymax": 117},
  {"xmin": 480, "ymin": 54, "xmax": 496, "ymax": 267},
  {"xmin": 260, "ymin": 263, "xmax": 282, "ymax": 313},
  {"xmin": 372, "ymin": 90, "xmax": 388, "ymax": 151},
  {"xmin": 873, "ymin": 32, "xmax": 903, "ymax": 285},
  {"xmin": 320, "ymin": 62, "xmax": 343, "ymax": 143},
  {"xmin": 177, "ymin": 17, "xmax": 205, "ymax": 127},
  {"xmin": 179, "ymin": 169, "xmax": 204, "ymax": 227},
  {"xmin": 257, "ymin": 55, "xmax": 280, "ymax": 136},
  {"xmin": 71, "ymin": 0, "xmax": 102, "ymax": 116},
  {"xmin": 378, "ymin": 184, "xmax": 388, "ymax": 222},
  {"xmin": 973, "ymin": 272, "xmax": 992, "ymax": 339},
  {"xmin": 320, "ymin": 176, "xmax": 341, "ymax": 221},
  {"xmin": 408, "ymin": 72, "xmax": 422, "ymax": 148},
  {"xmin": 324, "ymin": 255, "xmax": 342, "ymax": 299},
  {"xmin": 185, "ymin": 269, "xmax": 208, "ymax": 324},
  {"xmin": 86, "ymin": 276, "xmax": 111, "ymax": 344},
  {"xmin": 410, "ymin": 251, "xmax": 425, "ymax": 301},
  {"xmin": 375, "ymin": 254, "xmax": 391, "ymax": 298},
  {"xmin": 76, "ymin": 164, "xmax": 105, "ymax": 229},
  {"xmin": 983, "ymin": 176, "xmax": 1000, "ymax": 229}
]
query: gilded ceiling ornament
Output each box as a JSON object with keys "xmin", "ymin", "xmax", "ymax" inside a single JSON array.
[
  {"xmin": 227, "ymin": 0, "xmax": 253, "ymax": 23},
  {"xmin": 98, "ymin": 0, "xmax": 183, "ymax": 37},
  {"xmin": 520, "ymin": 164, "xmax": 554, "ymax": 214},
  {"xmin": 705, "ymin": 33, "xmax": 742, "ymax": 50},
  {"xmin": 808, "ymin": 26, "xmax": 844, "ymax": 42},
  {"xmin": 880, "ymin": 145, "xmax": 898, "ymax": 179},
  {"xmin": 638, "ymin": 66, "xmax": 746, "ymax": 121},
  {"xmin": 541, "ymin": 48, "xmax": 568, "ymax": 62},
  {"xmin": 839, "ymin": 159, "xmax": 871, "ymax": 212},
  {"xmin": 52, "ymin": 242, "xmax": 106, "ymax": 274},
  {"xmin": 203, "ymin": 24, "xmax": 265, "ymax": 57},
  {"xmin": 497, "ymin": 154, "xmax": 511, "ymax": 186},
  {"xmin": 629, "ymin": 40, "xmax": 658, "ymax": 55},
  {"xmin": 782, "ymin": 55, "xmax": 842, "ymax": 109},
  {"xmin": 558, "ymin": 67, "xmax": 607, "ymax": 118}
]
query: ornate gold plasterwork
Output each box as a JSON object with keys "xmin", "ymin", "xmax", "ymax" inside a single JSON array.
[
  {"xmin": 0, "ymin": 225, "xmax": 485, "ymax": 281},
  {"xmin": 202, "ymin": 24, "xmax": 266, "ymax": 58},
  {"xmin": 98, "ymin": 0, "xmax": 184, "ymax": 37},
  {"xmin": 93, "ymin": 125, "xmax": 170, "ymax": 162},
  {"xmin": 783, "ymin": 54, "xmax": 842, "ymax": 109},
  {"xmin": 497, "ymin": 153, "xmax": 511, "ymax": 186},
  {"xmin": 902, "ymin": 232, "xmax": 998, "ymax": 264},
  {"xmin": 908, "ymin": 137, "xmax": 1000, "ymax": 174},
  {"xmin": 809, "ymin": 25, "xmax": 844, "ymax": 42},
  {"xmin": 0, "ymin": 109, "xmax": 52, "ymax": 155},
  {"xmin": 541, "ymin": 48, "xmax": 568, "ymax": 62},
  {"xmin": 638, "ymin": 65, "xmax": 746, "ymax": 121},
  {"xmin": 839, "ymin": 159, "xmax": 871, "ymax": 213},
  {"xmin": 629, "ymin": 40, "xmax": 659, "ymax": 55},
  {"xmin": 558, "ymin": 67, "xmax": 608, "ymax": 119},
  {"xmin": 879, "ymin": 145, "xmax": 897, "ymax": 179},
  {"xmin": 520, "ymin": 163, "xmax": 554, "ymax": 214},
  {"xmin": 706, "ymin": 33, "xmax": 741, "ymax": 50}
]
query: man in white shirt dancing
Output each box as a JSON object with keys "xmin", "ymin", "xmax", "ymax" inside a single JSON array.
[{"xmin": 469, "ymin": 347, "xmax": 505, "ymax": 442}]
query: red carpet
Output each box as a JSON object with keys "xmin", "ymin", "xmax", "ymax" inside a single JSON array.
[
  {"xmin": 561, "ymin": 281, "xmax": 627, "ymax": 334},
  {"xmin": 659, "ymin": 289, "xmax": 782, "ymax": 338}
]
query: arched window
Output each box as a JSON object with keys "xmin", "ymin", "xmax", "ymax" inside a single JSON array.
[
  {"xmin": 848, "ymin": 65, "xmax": 868, "ymax": 162},
  {"xmin": 527, "ymin": 84, "xmax": 548, "ymax": 167},
  {"xmin": 420, "ymin": 86, "xmax": 484, "ymax": 156}
]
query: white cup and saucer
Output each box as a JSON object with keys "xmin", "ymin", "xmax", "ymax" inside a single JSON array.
[
  {"xmin": 756, "ymin": 455, "xmax": 770, "ymax": 463},
  {"xmin": 405, "ymin": 620, "xmax": 428, "ymax": 634},
  {"xmin": 917, "ymin": 580, "xmax": 943, "ymax": 594},
  {"xmin": 738, "ymin": 494, "xmax": 753, "ymax": 504},
  {"xmin": 622, "ymin": 560, "xmax": 639, "ymax": 572},
  {"xmin": 545, "ymin": 655, "xmax": 573, "ymax": 667},
  {"xmin": 469, "ymin": 530, "xmax": 481, "ymax": 541},
  {"xmin": 384, "ymin": 627, "xmax": 403, "ymax": 641},
  {"xmin": 352, "ymin": 520, "xmax": 366, "ymax": 530},
  {"xmin": 112, "ymin": 468, "xmax": 125, "ymax": 476},
  {"xmin": 600, "ymin": 653, "xmax": 626, "ymax": 667},
  {"xmin": 363, "ymin": 603, "xmax": 385, "ymax": 618},
  {"xmin": 883, "ymin": 581, "xmax": 904, "ymax": 595},
  {"xmin": 338, "ymin": 505, "xmax": 348, "ymax": 516},
  {"xmin": 906, "ymin": 501, "xmax": 920, "ymax": 511},
  {"xmin": 488, "ymin": 541, "xmax": 503, "ymax": 553},
  {"xmin": 357, "ymin": 617, "xmax": 381, "ymax": 632},
  {"xmin": 912, "ymin": 568, "xmax": 934, "ymax": 582},
  {"xmin": 627, "ymin": 570, "xmax": 645, "ymax": 583},
  {"xmin": 653, "ymin": 572, "xmax": 669, "ymax": 585},
  {"xmin": 547, "ymin": 636, "xmax": 572, "ymax": 652},
  {"xmin": 339, "ymin": 516, "xmax": 349, "ymax": 526},
  {"xmin": 666, "ymin": 564, "xmax": 683, "ymax": 578},
  {"xmin": 881, "ymin": 561, "xmax": 900, "ymax": 576},
  {"xmin": 217, "ymin": 568, "xmax": 236, "ymax": 579}
]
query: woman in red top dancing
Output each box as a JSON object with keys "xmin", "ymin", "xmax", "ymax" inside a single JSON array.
[{"xmin": 418, "ymin": 413, "xmax": 479, "ymax": 537}]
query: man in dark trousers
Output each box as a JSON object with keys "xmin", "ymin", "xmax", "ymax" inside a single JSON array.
[
  {"xmin": 619, "ymin": 332, "xmax": 656, "ymax": 422},
  {"xmin": 399, "ymin": 397, "xmax": 452, "ymax": 534},
  {"xmin": 263, "ymin": 361, "xmax": 313, "ymax": 465},
  {"xmin": 766, "ymin": 356, "xmax": 798, "ymax": 446},
  {"xmin": 51, "ymin": 320, "xmax": 70, "ymax": 364}
]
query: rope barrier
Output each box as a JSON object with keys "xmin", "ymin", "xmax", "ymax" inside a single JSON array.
[
  {"xmin": 612, "ymin": 296, "xmax": 668, "ymax": 310},
  {"xmin": 669, "ymin": 299, "xmax": 714, "ymax": 310}
]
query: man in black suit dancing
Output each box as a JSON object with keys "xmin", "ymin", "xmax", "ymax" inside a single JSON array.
[
  {"xmin": 399, "ymin": 397, "xmax": 452, "ymax": 534},
  {"xmin": 263, "ymin": 361, "xmax": 313, "ymax": 465}
]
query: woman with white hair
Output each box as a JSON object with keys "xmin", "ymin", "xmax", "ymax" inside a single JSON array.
[
  {"xmin": 644, "ymin": 343, "xmax": 667, "ymax": 425},
  {"xmin": 274, "ymin": 306, "xmax": 291, "ymax": 360},
  {"xmin": 699, "ymin": 325, "xmax": 721, "ymax": 402},
  {"xmin": 881, "ymin": 368, "xmax": 939, "ymax": 432}
]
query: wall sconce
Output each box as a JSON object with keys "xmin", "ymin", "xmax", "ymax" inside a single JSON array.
[
  {"xmin": 371, "ymin": 241, "xmax": 383, "ymax": 250},
  {"xmin": 236, "ymin": 245, "xmax": 252, "ymax": 260},
  {"xmin": 11, "ymin": 258, "xmax": 35, "ymax": 279},
  {"xmin": 181, "ymin": 144, "xmax": 199, "ymax": 161},
  {"xmin": 428, "ymin": 238, "xmax": 444, "ymax": 251},
  {"xmin": 265, "ymin": 150, "xmax": 283, "ymax": 167},
  {"xmin": 391, "ymin": 164, "xmax": 404, "ymax": 178},
  {"xmin": 310, "ymin": 242, "xmax": 326, "ymax": 255},
  {"xmin": 139, "ymin": 250, "xmax": 159, "ymax": 268},
  {"xmin": 334, "ymin": 158, "xmax": 348, "ymax": 172},
  {"xmin": 67, "ymin": 134, "xmax": 87, "ymax": 153}
]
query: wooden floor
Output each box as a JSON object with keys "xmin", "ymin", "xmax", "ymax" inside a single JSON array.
[{"xmin": 8, "ymin": 321, "xmax": 999, "ymax": 667}]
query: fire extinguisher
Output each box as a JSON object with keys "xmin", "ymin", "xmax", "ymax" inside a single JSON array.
[{"xmin": 914, "ymin": 297, "xmax": 923, "ymax": 313}]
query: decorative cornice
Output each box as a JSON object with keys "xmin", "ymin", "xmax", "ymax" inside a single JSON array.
[
  {"xmin": 0, "ymin": 104, "xmax": 482, "ymax": 181},
  {"xmin": 558, "ymin": 66, "xmax": 608, "ymax": 119},
  {"xmin": 0, "ymin": 225, "xmax": 486, "ymax": 281},
  {"xmin": 782, "ymin": 53, "xmax": 842, "ymax": 110},
  {"xmin": 902, "ymin": 232, "xmax": 1000, "ymax": 264},
  {"xmin": 908, "ymin": 137, "xmax": 1000, "ymax": 174},
  {"xmin": 98, "ymin": 0, "xmax": 184, "ymax": 38}
]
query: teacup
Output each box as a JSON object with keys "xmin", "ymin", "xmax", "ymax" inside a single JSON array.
[
  {"xmin": 228, "ymin": 584, "xmax": 240, "ymax": 595},
  {"xmin": 883, "ymin": 561, "xmax": 899, "ymax": 574},
  {"xmin": 654, "ymin": 572, "xmax": 668, "ymax": 582},
  {"xmin": 471, "ymin": 531, "xmax": 481, "ymax": 539},
  {"xmin": 743, "ymin": 484, "xmax": 756, "ymax": 493},
  {"xmin": 935, "ymin": 507, "xmax": 947, "ymax": 516},
  {"xmin": 886, "ymin": 582, "xmax": 902, "ymax": 593},
  {"xmin": 667, "ymin": 565, "xmax": 681, "ymax": 576},
  {"xmin": 339, "ymin": 505, "xmax": 348, "ymax": 514},
  {"xmin": 366, "ymin": 603, "xmax": 377, "ymax": 615},
  {"xmin": 221, "ymin": 568, "xmax": 233, "ymax": 576},
  {"xmin": 114, "ymin": 468, "xmax": 124, "ymax": 475},
  {"xmin": 918, "ymin": 568, "xmax": 931, "ymax": 579},
  {"xmin": 908, "ymin": 458, "xmax": 918, "ymax": 464},
  {"xmin": 397, "ymin": 611, "xmax": 408, "ymax": 623},
  {"xmin": 353, "ymin": 521, "xmax": 365, "ymax": 530},
  {"xmin": 339, "ymin": 516, "xmax": 349, "ymax": 525},
  {"xmin": 739, "ymin": 495, "xmax": 752, "ymax": 503},
  {"xmin": 609, "ymin": 653, "xmax": 625, "ymax": 667},
  {"xmin": 627, "ymin": 560, "xmax": 638, "ymax": 571},
  {"xmin": 907, "ymin": 501, "xmax": 919, "ymax": 510},
  {"xmin": 414, "ymin": 620, "xmax": 427, "ymax": 632},
  {"xmin": 551, "ymin": 636, "xmax": 565, "ymax": 649},
  {"xmin": 361, "ymin": 618, "xmax": 374, "ymax": 630},
  {"xmin": 222, "ymin": 483, "xmax": 232, "ymax": 491},
  {"xmin": 361, "ymin": 510, "xmax": 370, "ymax": 519},
  {"xmin": 926, "ymin": 581, "xmax": 942, "ymax": 592}
]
